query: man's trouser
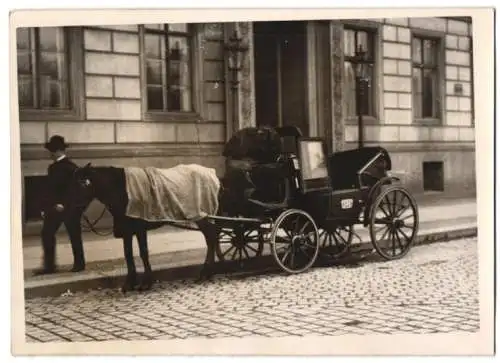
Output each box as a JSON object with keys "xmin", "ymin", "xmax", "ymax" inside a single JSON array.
[{"xmin": 40, "ymin": 208, "xmax": 85, "ymax": 270}]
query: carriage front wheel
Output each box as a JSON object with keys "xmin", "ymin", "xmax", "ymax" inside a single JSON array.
[
  {"xmin": 369, "ymin": 185, "xmax": 419, "ymax": 260},
  {"xmin": 270, "ymin": 209, "xmax": 320, "ymax": 274}
]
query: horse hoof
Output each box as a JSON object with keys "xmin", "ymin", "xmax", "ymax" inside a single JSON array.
[
  {"xmin": 121, "ymin": 286, "xmax": 132, "ymax": 294},
  {"xmin": 138, "ymin": 281, "xmax": 153, "ymax": 291},
  {"xmin": 195, "ymin": 273, "xmax": 214, "ymax": 284},
  {"xmin": 138, "ymin": 284, "xmax": 152, "ymax": 291},
  {"xmin": 195, "ymin": 275, "xmax": 209, "ymax": 284},
  {"xmin": 121, "ymin": 281, "xmax": 137, "ymax": 293}
]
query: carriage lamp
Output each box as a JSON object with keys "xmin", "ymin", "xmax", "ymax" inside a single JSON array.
[{"xmin": 354, "ymin": 44, "xmax": 372, "ymax": 149}]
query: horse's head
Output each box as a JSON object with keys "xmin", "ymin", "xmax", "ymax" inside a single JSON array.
[{"xmin": 68, "ymin": 162, "xmax": 98, "ymax": 209}]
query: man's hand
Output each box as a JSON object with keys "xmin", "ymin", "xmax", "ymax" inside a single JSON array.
[
  {"xmin": 40, "ymin": 211, "xmax": 45, "ymax": 219},
  {"xmin": 54, "ymin": 204, "xmax": 65, "ymax": 212}
]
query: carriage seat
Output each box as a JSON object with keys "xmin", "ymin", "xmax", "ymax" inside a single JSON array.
[
  {"xmin": 220, "ymin": 125, "xmax": 302, "ymax": 214},
  {"xmin": 220, "ymin": 156, "xmax": 293, "ymax": 215}
]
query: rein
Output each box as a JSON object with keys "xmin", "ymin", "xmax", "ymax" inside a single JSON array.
[{"xmin": 81, "ymin": 206, "xmax": 113, "ymax": 236}]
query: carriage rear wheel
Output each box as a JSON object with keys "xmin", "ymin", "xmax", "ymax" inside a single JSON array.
[
  {"xmin": 215, "ymin": 224, "xmax": 264, "ymax": 264},
  {"xmin": 369, "ymin": 186, "xmax": 419, "ymax": 260},
  {"xmin": 319, "ymin": 225, "xmax": 353, "ymax": 259},
  {"xmin": 270, "ymin": 209, "xmax": 320, "ymax": 274}
]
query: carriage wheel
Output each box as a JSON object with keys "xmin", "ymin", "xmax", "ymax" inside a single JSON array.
[
  {"xmin": 319, "ymin": 225, "xmax": 353, "ymax": 259},
  {"xmin": 215, "ymin": 224, "xmax": 264, "ymax": 264},
  {"xmin": 270, "ymin": 209, "xmax": 320, "ymax": 274},
  {"xmin": 369, "ymin": 186, "xmax": 419, "ymax": 260}
]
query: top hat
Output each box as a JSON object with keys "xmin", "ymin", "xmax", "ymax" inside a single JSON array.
[{"xmin": 44, "ymin": 135, "xmax": 69, "ymax": 152}]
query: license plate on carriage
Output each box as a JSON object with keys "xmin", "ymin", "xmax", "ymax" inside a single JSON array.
[{"xmin": 341, "ymin": 198, "xmax": 354, "ymax": 209}]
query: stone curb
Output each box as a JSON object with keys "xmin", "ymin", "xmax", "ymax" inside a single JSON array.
[{"xmin": 24, "ymin": 225, "xmax": 477, "ymax": 299}]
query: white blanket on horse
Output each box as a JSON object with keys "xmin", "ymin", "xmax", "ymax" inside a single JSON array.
[{"xmin": 124, "ymin": 164, "xmax": 220, "ymax": 222}]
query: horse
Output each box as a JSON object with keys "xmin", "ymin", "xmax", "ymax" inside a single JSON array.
[{"xmin": 66, "ymin": 126, "xmax": 285, "ymax": 293}]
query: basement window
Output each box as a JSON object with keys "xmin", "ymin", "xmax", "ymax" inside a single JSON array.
[{"xmin": 423, "ymin": 161, "xmax": 444, "ymax": 192}]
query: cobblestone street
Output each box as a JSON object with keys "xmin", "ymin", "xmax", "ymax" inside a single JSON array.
[{"xmin": 24, "ymin": 237, "xmax": 479, "ymax": 342}]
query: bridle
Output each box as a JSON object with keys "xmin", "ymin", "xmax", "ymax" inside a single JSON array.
[{"xmin": 70, "ymin": 167, "xmax": 100, "ymax": 211}]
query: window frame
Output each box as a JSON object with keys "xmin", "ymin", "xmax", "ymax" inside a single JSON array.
[
  {"xmin": 139, "ymin": 23, "xmax": 204, "ymax": 122},
  {"xmin": 410, "ymin": 29, "xmax": 445, "ymax": 125},
  {"xmin": 341, "ymin": 20, "xmax": 382, "ymax": 125},
  {"xmin": 17, "ymin": 26, "xmax": 85, "ymax": 122}
]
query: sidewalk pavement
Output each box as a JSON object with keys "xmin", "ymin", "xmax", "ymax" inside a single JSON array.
[{"xmin": 22, "ymin": 193, "xmax": 478, "ymax": 298}]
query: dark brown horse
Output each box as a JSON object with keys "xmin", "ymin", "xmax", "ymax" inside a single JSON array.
[{"xmin": 66, "ymin": 126, "xmax": 284, "ymax": 293}]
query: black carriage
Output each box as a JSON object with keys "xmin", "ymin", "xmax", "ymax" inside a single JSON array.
[{"xmin": 210, "ymin": 125, "xmax": 419, "ymax": 274}]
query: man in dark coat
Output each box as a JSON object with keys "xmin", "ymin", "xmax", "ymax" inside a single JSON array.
[{"xmin": 33, "ymin": 135, "xmax": 86, "ymax": 275}]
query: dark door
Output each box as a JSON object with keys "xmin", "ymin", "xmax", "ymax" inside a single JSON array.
[{"xmin": 253, "ymin": 21, "xmax": 308, "ymax": 136}]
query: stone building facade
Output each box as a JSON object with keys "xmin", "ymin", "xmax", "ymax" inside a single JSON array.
[{"xmin": 17, "ymin": 17, "xmax": 475, "ymax": 236}]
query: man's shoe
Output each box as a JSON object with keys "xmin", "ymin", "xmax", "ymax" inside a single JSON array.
[
  {"xmin": 32, "ymin": 267, "xmax": 57, "ymax": 276},
  {"xmin": 70, "ymin": 264, "xmax": 85, "ymax": 273}
]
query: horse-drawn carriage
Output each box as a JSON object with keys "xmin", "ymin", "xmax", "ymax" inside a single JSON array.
[
  {"xmin": 71, "ymin": 125, "xmax": 419, "ymax": 291},
  {"xmin": 213, "ymin": 125, "xmax": 419, "ymax": 274}
]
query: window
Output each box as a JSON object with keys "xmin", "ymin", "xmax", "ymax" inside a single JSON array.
[
  {"xmin": 142, "ymin": 24, "xmax": 194, "ymax": 114},
  {"xmin": 423, "ymin": 161, "xmax": 444, "ymax": 192},
  {"xmin": 16, "ymin": 26, "xmax": 83, "ymax": 120},
  {"xmin": 412, "ymin": 36, "xmax": 441, "ymax": 120},
  {"xmin": 343, "ymin": 27, "xmax": 376, "ymax": 119}
]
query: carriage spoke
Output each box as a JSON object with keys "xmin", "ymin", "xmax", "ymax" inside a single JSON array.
[
  {"xmin": 242, "ymin": 247, "xmax": 251, "ymax": 259},
  {"xmin": 246, "ymin": 244, "xmax": 259, "ymax": 254},
  {"xmin": 327, "ymin": 233, "xmax": 334, "ymax": 247},
  {"xmin": 401, "ymin": 213, "xmax": 415, "ymax": 221},
  {"xmin": 290, "ymin": 247, "xmax": 296, "ymax": 269},
  {"xmin": 377, "ymin": 226, "xmax": 391, "ymax": 243},
  {"xmin": 391, "ymin": 229, "xmax": 397, "ymax": 256},
  {"xmin": 397, "ymin": 227, "xmax": 412, "ymax": 243},
  {"xmin": 395, "ymin": 202, "xmax": 410, "ymax": 219},
  {"xmin": 384, "ymin": 195, "xmax": 395, "ymax": 215},
  {"xmin": 392, "ymin": 190, "xmax": 400, "ymax": 215},
  {"xmin": 299, "ymin": 221, "xmax": 311, "ymax": 235},
  {"xmin": 395, "ymin": 229, "xmax": 405, "ymax": 251},
  {"xmin": 220, "ymin": 230, "xmax": 234, "ymax": 238},
  {"xmin": 231, "ymin": 247, "xmax": 239, "ymax": 260},
  {"xmin": 379, "ymin": 201, "xmax": 392, "ymax": 219},
  {"xmin": 339, "ymin": 226, "xmax": 351, "ymax": 234},
  {"xmin": 334, "ymin": 230, "xmax": 347, "ymax": 244},
  {"xmin": 374, "ymin": 224, "xmax": 388, "ymax": 235},
  {"xmin": 222, "ymin": 244, "xmax": 236, "ymax": 257}
]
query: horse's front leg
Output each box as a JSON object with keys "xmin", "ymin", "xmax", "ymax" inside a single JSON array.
[
  {"xmin": 196, "ymin": 219, "xmax": 218, "ymax": 283},
  {"xmin": 136, "ymin": 228, "xmax": 153, "ymax": 291},
  {"xmin": 122, "ymin": 232, "xmax": 137, "ymax": 293}
]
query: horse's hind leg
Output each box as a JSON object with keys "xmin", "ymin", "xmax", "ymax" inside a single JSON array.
[
  {"xmin": 196, "ymin": 219, "xmax": 218, "ymax": 283},
  {"xmin": 122, "ymin": 233, "xmax": 138, "ymax": 292},
  {"xmin": 136, "ymin": 228, "xmax": 153, "ymax": 291}
]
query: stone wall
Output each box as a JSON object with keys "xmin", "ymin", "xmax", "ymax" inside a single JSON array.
[
  {"xmin": 341, "ymin": 17, "xmax": 475, "ymax": 195},
  {"xmin": 20, "ymin": 23, "xmax": 229, "ymax": 235}
]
